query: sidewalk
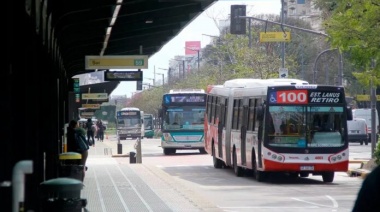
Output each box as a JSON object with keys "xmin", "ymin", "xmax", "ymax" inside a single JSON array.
[{"xmin": 82, "ymin": 137, "xmax": 222, "ymax": 212}]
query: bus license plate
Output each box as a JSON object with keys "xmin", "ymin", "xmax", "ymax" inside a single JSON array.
[{"xmin": 300, "ymin": 166, "xmax": 314, "ymax": 171}]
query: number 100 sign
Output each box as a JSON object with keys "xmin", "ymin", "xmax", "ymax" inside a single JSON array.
[{"xmin": 277, "ymin": 90, "xmax": 308, "ymax": 104}]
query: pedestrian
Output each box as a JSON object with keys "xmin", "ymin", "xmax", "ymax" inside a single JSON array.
[
  {"xmin": 67, "ymin": 119, "xmax": 90, "ymax": 181},
  {"xmin": 97, "ymin": 120, "xmax": 105, "ymax": 142},
  {"xmin": 352, "ymin": 165, "xmax": 380, "ymax": 212},
  {"xmin": 86, "ymin": 118, "xmax": 95, "ymax": 147}
]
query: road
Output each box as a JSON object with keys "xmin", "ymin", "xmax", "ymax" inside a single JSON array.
[{"xmin": 110, "ymin": 137, "xmax": 371, "ymax": 212}]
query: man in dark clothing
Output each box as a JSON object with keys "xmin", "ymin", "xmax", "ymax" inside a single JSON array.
[
  {"xmin": 352, "ymin": 165, "xmax": 380, "ymax": 212},
  {"xmin": 67, "ymin": 119, "xmax": 89, "ymax": 181},
  {"xmin": 86, "ymin": 118, "xmax": 95, "ymax": 146},
  {"xmin": 97, "ymin": 120, "xmax": 105, "ymax": 142}
]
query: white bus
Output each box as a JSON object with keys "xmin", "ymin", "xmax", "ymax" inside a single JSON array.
[
  {"xmin": 116, "ymin": 107, "xmax": 144, "ymax": 140},
  {"xmin": 159, "ymin": 89, "xmax": 207, "ymax": 155},
  {"xmin": 204, "ymin": 78, "xmax": 353, "ymax": 183}
]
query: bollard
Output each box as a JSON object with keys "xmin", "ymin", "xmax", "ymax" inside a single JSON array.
[
  {"xmin": 117, "ymin": 143, "xmax": 123, "ymax": 154},
  {"xmin": 135, "ymin": 138, "xmax": 142, "ymax": 163},
  {"xmin": 129, "ymin": 152, "xmax": 136, "ymax": 164}
]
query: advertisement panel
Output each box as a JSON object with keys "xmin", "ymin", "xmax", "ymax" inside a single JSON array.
[{"xmin": 185, "ymin": 41, "xmax": 201, "ymax": 55}]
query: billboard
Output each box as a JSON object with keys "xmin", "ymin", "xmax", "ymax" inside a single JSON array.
[{"xmin": 185, "ymin": 41, "xmax": 201, "ymax": 56}]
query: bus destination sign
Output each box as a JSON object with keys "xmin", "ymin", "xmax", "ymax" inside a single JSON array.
[
  {"xmin": 269, "ymin": 90, "xmax": 343, "ymax": 104},
  {"xmin": 165, "ymin": 95, "xmax": 206, "ymax": 103}
]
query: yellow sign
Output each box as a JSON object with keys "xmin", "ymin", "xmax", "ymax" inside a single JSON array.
[
  {"xmin": 82, "ymin": 104, "xmax": 101, "ymax": 109},
  {"xmin": 356, "ymin": 95, "xmax": 380, "ymax": 101},
  {"xmin": 259, "ymin": 32, "xmax": 291, "ymax": 42},
  {"xmin": 82, "ymin": 93, "xmax": 108, "ymax": 100},
  {"xmin": 85, "ymin": 55, "xmax": 148, "ymax": 69}
]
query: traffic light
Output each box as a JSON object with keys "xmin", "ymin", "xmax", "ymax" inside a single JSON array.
[{"xmin": 230, "ymin": 5, "xmax": 246, "ymax": 35}]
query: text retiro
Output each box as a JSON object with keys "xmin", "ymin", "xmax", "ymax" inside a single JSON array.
[{"xmin": 309, "ymin": 92, "xmax": 341, "ymax": 103}]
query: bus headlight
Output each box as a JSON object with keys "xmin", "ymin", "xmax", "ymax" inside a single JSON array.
[{"xmin": 163, "ymin": 133, "xmax": 172, "ymax": 141}]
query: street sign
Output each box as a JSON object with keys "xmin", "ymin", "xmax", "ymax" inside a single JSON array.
[
  {"xmin": 356, "ymin": 94, "xmax": 380, "ymax": 101},
  {"xmin": 279, "ymin": 68, "xmax": 288, "ymax": 78},
  {"xmin": 104, "ymin": 70, "xmax": 143, "ymax": 81},
  {"xmin": 82, "ymin": 104, "xmax": 101, "ymax": 109},
  {"xmin": 85, "ymin": 55, "xmax": 148, "ymax": 69},
  {"xmin": 73, "ymin": 78, "xmax": 80, "ymax": 94},
  {"xmin": 259, "ymin": 32, "xmax": 291, "ymax": 42},
  {"xmin": 82, "ymin": 93, "xmax": 108, "ymax": 100}
]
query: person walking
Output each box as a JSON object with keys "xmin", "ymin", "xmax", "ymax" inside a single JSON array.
[
  {"xmin": 67, "ymin": 119, "xmax": 90, "ymax": 181},
  {"xmin": 97, "ymin": 120, "xmax": 105, "ymax": 142},
  {"xmin": 85, "ymin": 118, "xmax": 95, "ymax": 147}
]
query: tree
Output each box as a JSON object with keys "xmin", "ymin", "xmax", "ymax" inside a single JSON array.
[{"xmin": 323, "ymin": 0, "xmax": 380, "ymax": 87}]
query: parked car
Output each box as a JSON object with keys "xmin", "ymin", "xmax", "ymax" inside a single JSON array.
[
  {"xmin": 347, "ymin": 118, "xmax": 368, "ymax": 145},
  {"xmin": 352, "ymin": 108, "xmax": 379, "ymax": 144}
]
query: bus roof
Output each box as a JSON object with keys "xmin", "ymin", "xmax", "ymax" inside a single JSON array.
[
  {"xmin": 222, "ymin": 78, "xmax": 309, "ymax": 88},
  {"xmin": 207, "ymin": 78, "xmax": 310, "ymax": 97},
  {"xmin": 120, "ymin": 107, "xmax": 140, "ymax": 111},
  {"xmin": 169, "ymin": 89, "xmax": 205, "ymax": 94}
]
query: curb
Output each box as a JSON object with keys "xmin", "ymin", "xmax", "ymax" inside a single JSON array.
[
  {"xmin": 111, "ymin": 154, "xmax": 130, "ymax": 157},
  {"xmin": 347, "ymin": 168, "xmax": 371, "ymax": 179}
]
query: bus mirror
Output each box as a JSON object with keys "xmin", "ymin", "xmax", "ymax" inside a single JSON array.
[
  {"xmin": 346, "ymin": 107, "xmax": 353, "ymax": 120},
  {"xmin": 256, "ymin": 106, "xmax": 264, "ymax": 121}
]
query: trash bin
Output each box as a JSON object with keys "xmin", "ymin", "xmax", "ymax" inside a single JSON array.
[
  {"xmin": 59, "ymin": 152, "xmax": 84, "ymax": 181},
  {"xmin": 129, "ymin": 151, "xmax": 136, "ymax": 164},
  {"xmin": 40, "ymin": 178, "xmax": 87, "ymax": 212}
]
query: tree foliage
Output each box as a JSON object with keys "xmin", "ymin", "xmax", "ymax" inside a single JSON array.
[
  {"xmin": 128, "ymin": 14, "xmax": 334, "ymax": 110},
  {"xmin": 323, "ymin": 0, "xmax": 380, "ymax": 87}
]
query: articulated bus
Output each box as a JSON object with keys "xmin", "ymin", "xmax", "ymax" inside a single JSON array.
[
  {"xmin": 204, "ymin": 78, "xmax": 352, "ymax": 183},
  {"xmin": 144, "ymin": 114, "xmax": 154, "ymax": 138},
  {"xmin": 159, "ymin": 89, "xmax": 207, "ymax": 155},
  {"xmin": 116, "ymin": 107, "xmax": 144, "ymax": 140}
]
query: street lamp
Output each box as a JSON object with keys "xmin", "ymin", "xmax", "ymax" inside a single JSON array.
[{"xmin": 202, "ymin": 34, "xmax": 222, "ymax": 83}]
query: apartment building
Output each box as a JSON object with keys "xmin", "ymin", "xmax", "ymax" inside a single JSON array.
[{"xmin": 284, "ymin": 0, "xmax": 323, "ymax": 31}]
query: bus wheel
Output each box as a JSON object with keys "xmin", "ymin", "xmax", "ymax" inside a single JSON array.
[
  {"xmin": 199, "ymin": 148, "xmax": 207, "ymax": 154},
  {"xmin": 253, "ymin": 160, "xmax": 266, "ymax": 182},
  {"xmin": 212, "ymin": 145, "xmax": 223, "ymax": 169},
  {"xmin": 322, "ymin": 172, "xmax": 334, "ymax": 183},
  {"xmin": 163, "ymin": 148, "xmax": 172, "ymax": 155},
  {"xmin": 360, "ymin": 140, "xmax": 364, "ymax": 145},
  {"xmin": 255, "ymin": 170, "xmax": 266, "ymax": 182},
  {"xmin": 233, "ymin": 150, "xmax": 243, "ymax": 177}
]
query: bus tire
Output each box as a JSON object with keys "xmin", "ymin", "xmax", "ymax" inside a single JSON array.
[
  {"xmin": 322, "ymin": 172, "xmax": 334, "ymax": 183},
  {"xmin": 199, "ymin": 148, "xmax": 207, "ymax": 154},
  {"xmin": 212, "ymin": 144, "xmax": 223, "ymax": 169},
  {"xmin": 233, "ymin": 149, "xmax": 244, "ymax": 177},
  {"xmin": 255, "ymin": 170, "xmax": 266, "ymax": 182},
  {"xmin": 163, "ymin": 148, "xmax": 171, "ymax": 155}
]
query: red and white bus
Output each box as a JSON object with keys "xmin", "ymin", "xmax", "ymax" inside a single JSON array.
[{"xmin": 204, "ymin": 78, "xmax": 353, "ymax": 183}]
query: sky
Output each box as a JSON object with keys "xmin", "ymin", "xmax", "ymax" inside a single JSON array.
[{"xmin": 110, "ymin": 0, "xmax": 282, "ymax": 97}]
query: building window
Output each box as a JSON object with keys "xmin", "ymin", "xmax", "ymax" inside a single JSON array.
[{"xmin": 297, "ymin": 0, "xmax": 305, "ymax": 4}]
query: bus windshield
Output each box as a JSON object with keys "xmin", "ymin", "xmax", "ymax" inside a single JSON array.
[
  {"xmin": 144, "ymin": 115, "xmax": 153, "ymax": 130},
  {"xmin": 117, "ymin": 116, "xmax": 141, "ymax": 128},
  {"xmin": 267, "ymin": 106, "xmax": 345, "ymax": 148},
  {"xmin": 163, "ymin": 106, "xmax": 205, "ymax": 130}
]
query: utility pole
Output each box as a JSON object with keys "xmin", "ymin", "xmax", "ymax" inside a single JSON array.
[
  {"xmin": 153, "ymin": 65, "xmax": 156, "ymax": 86},
  {"xmin": 370, "ymin": 59, "xmax": 377, "ymax": 158},
  {"xmin": 280, "ymin": 0, "xmax": 285, "ymax": 68}
]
